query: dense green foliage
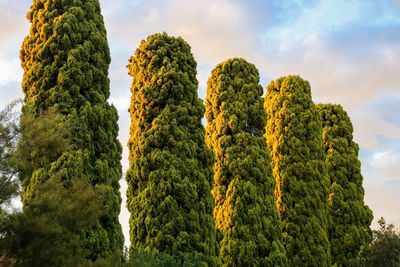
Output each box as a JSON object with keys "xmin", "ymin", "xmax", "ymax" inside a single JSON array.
[
  {"xmin": 126, "ymin": 33, "xmax": 220, "ymax": 266},
  {"xmin": 0, "ymin": 108, "xmax": 112, "ymax": 266},
  {"xmin": 317, "ymin": 104, "xmax": 373, "ymax": 266},
  {"xmin": 264, "ymin": 76, "xmax": 331, "ymax": 266},
  {"xmin": 5, "ymin": 177, "xmax": 104, "ymax": 267},
  {"xmin": 357, "ymin": 217, "xmax": 400, "ymax": 267},
  {"xmin": 205, "ymin": 58, "xmax": 287, "ymax": 266},
  {"xmin": 20, "ymin": 0, "xmax": 123, "ymax": 260},
  {"xmin": 128, "ymin": 249, "xmax": 204, "ymax": 267}
]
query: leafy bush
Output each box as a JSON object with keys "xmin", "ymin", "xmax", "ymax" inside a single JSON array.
[{"xmin": 357, "ymin": 217, "xmax": 400, "ymax": 267}]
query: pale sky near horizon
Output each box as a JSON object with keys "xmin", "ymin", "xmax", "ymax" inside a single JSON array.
[{"xmin": 1, "ymin": 0, "xmax": 400, "ymax": 248}]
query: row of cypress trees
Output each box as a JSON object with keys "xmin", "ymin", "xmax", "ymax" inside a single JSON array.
[
  {"xmin": 125, "ymin": 33, "xmax": 373, "ymax": 266},
  {"xmin": 19, "ymin": 0, "xmax": 372, "ymax": 266}
]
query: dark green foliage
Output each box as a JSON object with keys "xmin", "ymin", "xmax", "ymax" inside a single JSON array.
[
  {"xmin": 0, "ymin": 109, "xmax": 119, "ymax": 266},
  {"xmin": 205, "ymin": 58, "xmax": 287, "ymax": 266},
  {"xmin": 357, "ymin": 217, "xmax": 400, "ymax": 267},
  {"xmin": 126, "ymin": 33, "xmax": 220, "ymax": 266},
  {"xmin": 317, "ymin": 104, "xmax": 373, "ymax": 266},
  {"xmin": 20, "ymin": 0, "xmax": 123, "ymax": 260},
  {"xmin": 5, "ymin": 177, "xmax": 103, "ymax": 267},
  {"xmin": 264, "ymin": 76, "xmax": 331, "ymax": 266},
  {"xmin": 16, "ymin": 108, "xmax": 70, "ymax": 202},
  {"xmin": 128, "ymin": 249, "xmax": 204, "ymax": 267}
]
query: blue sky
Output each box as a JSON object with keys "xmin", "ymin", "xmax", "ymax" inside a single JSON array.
[{"xmin": 0, "ymin": 0, "xmax": 399, "ymax": 247}]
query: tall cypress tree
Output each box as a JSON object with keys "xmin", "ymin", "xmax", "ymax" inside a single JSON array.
[
  {"xmin": 264, "ymin": 75, "xmax": 331, "ymax": 266},
  {"xmin": 316, "ymin": 103, "xmax": 373, "ymax": 266},
  {"xmin": 126, "ymin": 33, "xmax": 220, "ymax": 266},
  {"xmin": 20, "ymin": 0, "xmax": 123, "ymax": 260},
  {"xmin": 205, "ymin": 58, "xmax": 287, "ymax": 266}
]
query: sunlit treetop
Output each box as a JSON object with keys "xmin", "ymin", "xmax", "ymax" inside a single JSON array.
[
  {"xmin": 317, "ymin": 103, "xmax": 373, "ymax": 266},
  {"xmin": 265, "ymin": 75, "xmax": 331, "ymax": 266},
  {"xmin": 126, "ymin": 32, "xmax": 220, "ymax": 266},
  {"xmin": 206, "ymin": 58, "xmax": 287, "ymax": 266}
]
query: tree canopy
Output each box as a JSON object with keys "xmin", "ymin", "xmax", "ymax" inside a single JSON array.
[
  {"xmin": 205, "ymin": 58, "xmax": 287, "ymax": 266},
  {"xmin": 317, "ymin": 103, "xmax": 373, "ymax": 266},
  {"xmin": 19, "ymin": 0, "xmax": 123, "ymax": 260},
  {"xmin": 126, "ymin": 32, "xmax": 220, "ymax": 266},
  {"xmin": 264, "ymin": 75, "xmax": 331, "ymax": 266}
]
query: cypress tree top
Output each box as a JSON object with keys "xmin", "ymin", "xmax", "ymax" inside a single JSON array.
[
  {"xmin": 206, "ymin": 58, "xmax": 287, "ymax": 266},
  {"xmin": 317, "ymin": 103, "xmax": 373, "ymax": 266},
  {"xmin": 264, "ymin": 75, "xmax": 331, "ymax": 267},
  {"xmin": 20, "ymin": 0, "xmax": 123, "ymax": 260},
  {"xmin": 126, "ymin": 32, "xmax": 220, "ymax": 266}
]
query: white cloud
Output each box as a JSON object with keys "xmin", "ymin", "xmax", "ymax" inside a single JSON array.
[
  {"xmin": 371, "ymin": 150, "xmax": 400, "ymax": 180},
  {"xmin": 0, "ymin": 58, "xmax": 22, "ymax": 85}
]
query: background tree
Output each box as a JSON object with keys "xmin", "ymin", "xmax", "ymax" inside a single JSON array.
[
  {"xmin": 317, "ymin": 104, "xmax": 373, "ymax": 266},
  {"xmin": 205, "ymin": 58, "xmax": 287, "ymax": 266},
  {"xmin": 0, "ymin": 102, "xmax": 21, "ymax": 266},
  {"xmin": 20, "ymin": 0, "xmax": 123, "ymax": 260},
  {"xmin": 126, "ymin": 32, "xmax": 220, "ymax": 266},
  {"xmin": 264, "ymin": 75, "xmax": 331, "ymax": 266},
  {"xmin": 0, "ymin": 102, "xmax": 20, "ymax": 211},
  {"xmin": 357, "ymin": 217, "xmax": 400, "ymax": 267}
]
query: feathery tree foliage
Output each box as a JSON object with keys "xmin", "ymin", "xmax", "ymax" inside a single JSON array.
[
  {"xmin": 126, "ymin": 32, "xmax": 220, "ymax": 266},
  {"xmin": 0, "ymin": 107, "xmax": 109, "ymax": 266},
  {"xmin": 5, "ymin": 177, "xmax": 104, "ymax": 267},
  {"xmin": 0, "ymin": 102, "xmax": 20, "ymax": 212},
  {"xmin": 264, "ymin": 75, "xmax": 331, "ymax": 266},
  {"xmin": 20, "ymin": 0, "xmax": 123, "ymax": 260},
  {"xmin": 316, "ymin": 104, "xmax": 373, "ymax": 266},
  {"xmin": 0, "ymin": 102, "xmax": 21, "ymax": 266},
  {"xmin": 205, "ymin": 58, "xmax": 287, "ymax": 266}
]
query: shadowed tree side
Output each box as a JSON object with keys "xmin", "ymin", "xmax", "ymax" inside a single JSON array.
[
  {"xmin": 205, "ymin": 58, "xmax": 287, "ymax": 266},
  {"xmin": 126, "ymin": 33, "xmax": 220, "ymax": 266},
  {"xmin": 264, "ymin": 75, "xmax": 331, "ymax": 267},
  {"xmin": 317, "ymin": 103, "xmax": 373, "ymax": 266},
  {"xmin": 19, "ymin": 0, "xmax": 123, "ymax": 260}
]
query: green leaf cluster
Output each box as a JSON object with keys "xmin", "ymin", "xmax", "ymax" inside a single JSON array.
[
  {"xmin": 264, "ymin": 75, "xmax": 331, "ymax": 266},
  {"xmin": 205, "ymin": 58, "xmax": 287, "ymax": 266},
  {"xmin": 126, "ymin": 33, "xmax": 220, "ymax": 266},
  {"xmin": 317, "ymin": 104, "xmax": 373, "ymax": 266},
  {"xmin": 19, "ymin": 0, "xmax": 123, "ymax": 261}
]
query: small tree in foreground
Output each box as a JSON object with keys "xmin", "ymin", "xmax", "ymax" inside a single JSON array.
[
  {"xmin": 5, "ymin": 177, "xmax": 104, "ymax": 267},
  {"xmin": 357, "ymin": 217, "xmax": 400, "ymax": 267}
]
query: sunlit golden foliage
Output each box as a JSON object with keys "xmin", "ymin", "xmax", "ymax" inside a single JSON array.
[
  {"xmin": 126, "ymin": 33, "xmax": 220, "ymax": 266},
  {"xmin": 317, "ymin": 104, "xmax": 373, "ymax": 266},
  {"xmin": 19, "ymin": 0, "xmax": 123, "ymax": 261},
  {"xmin": 264, "ymin": 75, "xmax": 331, "ymax": 266},
  {"xmin": 206, "ymin": 58, "xmax": 287, "ymax": 266}
]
